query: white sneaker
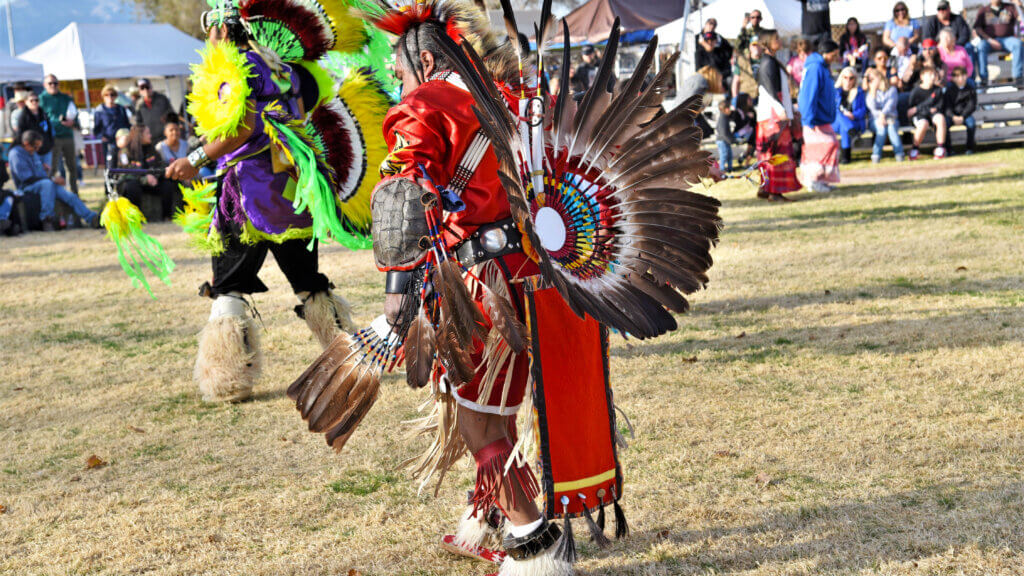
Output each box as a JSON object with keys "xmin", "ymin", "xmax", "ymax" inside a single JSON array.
[
  {"xmin": 871, "ymin": 155, "xmax": 881, "ymax": 164},
  {"xmin": 810, "ymin": 181, "xmax": 832, "ymax": 193},
  {"xmin": 934, "ymin": 146, "xmax": 947, "ymax": 159},
  {"xmin": 895, "ymin": 154, "xmax": 906, "ymax": 162}
]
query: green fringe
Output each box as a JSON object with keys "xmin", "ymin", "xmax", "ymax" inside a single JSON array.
[
  {"xmin": 111, "ymin": 228, "xmax": 175, "ymax": 299},
  {"xmin": 239, "ymin": 221, "xmax": 315, "ymax": 245},
  {"xmin": 264, "ymin": 113, "xmax": 372, "ymax": 250},
  {"xmin": 249, "ymin": 20, "xmax": 305, "ymax": 62}
]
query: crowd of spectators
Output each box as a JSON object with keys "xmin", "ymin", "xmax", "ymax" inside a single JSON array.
[
  {"xmin": 710, "ymin": 0, "xmax": 1023, "ymax": 189},
  {"xmin": 1, "ymin": 75, "xmax": 191, "ymax": 236}
]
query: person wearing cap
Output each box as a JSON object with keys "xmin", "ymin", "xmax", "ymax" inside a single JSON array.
[
  {"xmin": 798, "ymin": 39, "xmax": 842, "ymax": 193},
  {"xmin": 974, "ymin": 0, "xmax": 1023, "ymax": 87},
  {"xmin": 6, "ymin": 90, "xmax": 28, "ymax": 138},
  {"xmin": 39, "ymin": 74, "xmax": 79, "ymax": 196},
  {"xmin": 571, "ymin": 45, "xmax": 600, "ymax": 94},
  {"xmin": 695, "ymin": 18, "xmax": 733, "ymax": 91},
  {"xmin": 92, "ymin": 84, "xmax": 132, "ymax": 166},
  {"xmin": 917, "ymin": 38, "xmax": 948, "ymax": 85},
  {"xmin": 133, "ymin": 79, "xmax": 174, "ymax": 145},
  {"xmin": 922, "ymin": 2, "xmax": 973, "ymax": 47}
]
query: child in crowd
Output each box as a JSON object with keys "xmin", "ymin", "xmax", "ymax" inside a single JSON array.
[
  {"xmin": 865, "ymin": 68, "xmax": 905, "ymax": 162},
  {"xmin": 944, "ymin": 66, "xmax": 977, "ymax": 155},
  {"xmin": 907, "ymin": 67, "xmax": 947, "ymax": 159},
  {"xmin": 716, "ymin": 100, "xmax": 734, "ymax": 172},
  {"xmin": 732, "ymin": 92, "xmax": 757, "ymax": 165}
]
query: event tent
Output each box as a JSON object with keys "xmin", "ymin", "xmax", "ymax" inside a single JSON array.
[
  {"xmin": 0, "ymin": 51, "xmax": 44, "ymax": 84},
  {"xmin": 549, "ymin": 0, "xmax": 686, "ymax": 45},
  {"xmin": 20, "ymin": 22, "xmax": 203, "ymax": 81}
]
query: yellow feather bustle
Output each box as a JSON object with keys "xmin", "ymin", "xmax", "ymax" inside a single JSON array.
[
  {"xmin": 188, "ymin": 41, "xmax": 256, "ymax": 142},
  {"xmin": 334, "ymin": 67, "xmax": 391, "ymax": 231},
  {"xmin": 318, "ymin": 0, "xmax": 370, "ymax": 54}
]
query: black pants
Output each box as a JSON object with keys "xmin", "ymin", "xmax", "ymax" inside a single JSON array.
[
  {"xmin": 210, "ymin": 229, "xmax": 329, "ymax": 297},
  {"xmin": 118, "ymin": 178, "xmax": 179, "ymax": 220}
]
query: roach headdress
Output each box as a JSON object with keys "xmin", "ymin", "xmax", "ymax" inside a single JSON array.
[{"xmin": 354, "ymin": 0, "xmax": 520, "ymax": 83}]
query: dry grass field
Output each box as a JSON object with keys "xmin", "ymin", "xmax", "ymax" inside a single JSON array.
[{"xmin": 1, "ymin": 148, "xmax": 1023, "ymax": 576}]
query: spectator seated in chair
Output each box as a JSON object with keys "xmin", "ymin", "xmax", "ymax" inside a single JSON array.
[
  {"xmin": 0, "ymin": 156, "xmax": 23, "ymax": 236},
  {"xmin": 155, "ymin": 116, "xmax": 190, "ymax": 164},
  {"xmin": 115, "ymin": 125, "xmax": 178, "ymax": 221},
  {"xmin": 907, "ymin": 67, "xmax": 948, "ymax": 160},
  {"xmin": 8, "ymin": 130, "xmax": 99, "ymax": 231},
  {"xmin": 832, "ymin": 66, "xmax": 868, "ymax": 164},
  {"xmin": 944, "ymin": 66, "xmax": 978, "ymax": 155},
  {"xmin": 974, "ymin": 0, "xmax": 1023, "ymax": 87},
  {"xmin": 865, "ymin": 68, "xmax": 906, "ymax": 163}
]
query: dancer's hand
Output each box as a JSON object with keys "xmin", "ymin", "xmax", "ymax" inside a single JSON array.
[{"xmin": 165, "ymin": 158, "xmax": 198, "ymax": 181}]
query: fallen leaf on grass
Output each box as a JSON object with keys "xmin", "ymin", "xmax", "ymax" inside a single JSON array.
[
  {"xmin": 127, "ymin": 425, "xmax": 146, "ymax": 434},
  {"xmin": 736, "ymin": 331, "xmax": 746, "ymax": 339},
  {"xmin": 0, "ymin": 504, "xmax": 6, "ymax": 514},
  {"xmin": 714, "ymin": 450, "xmax": 737, "ymax": 458},
  {"xmin": 207, "ymin": 534, "xmax": 223, "ymax": 543},
  {"xmin": 955, "ymin": 266, "xmax": 967, "ymax": 272},
  {"xmin": 657, "ymin": 530, "xmax": 670, "ymax": 539},
  {"xmin": 348, "ymin": 570, "xmax": 362, "ymax": 576},
  {"xmin": 85, "ymin": 455, "xmax": 107, "ymax": 470},
  {"xmin": 12, "ymin": 387, "xmax": 24, "ymax": 391},
  {"xmin": 824, "ymin": 289, "xmax": 832, "ymax": 295},
  {"xmin": 754, "ymin": 472, "xmax": 773, "ymax": 486},
  {"xmin": 682, "ymin": 356, "xmax": 698, "ymax": 363}
]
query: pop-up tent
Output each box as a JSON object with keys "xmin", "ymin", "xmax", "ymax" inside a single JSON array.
[
  {"xmin": 20, "ymin": 22, "xmax": 203, "ymax": 109},
  {"xmin": 20, "ymin": 22, "xmax": 203, "ymax": 81},
  {"xmin": 0, "ymin": 52, "xmax": 44, "ymax": 83}
]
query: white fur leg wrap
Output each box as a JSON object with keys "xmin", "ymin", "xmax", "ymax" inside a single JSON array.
[
  {"xmin": 453, "ymin": 505, "xmax": 500, "ymax": 550},
  {"xmin": 302, "ymin": 290, "xmax": 355, "ymax": 349},
  {"xmin": 194, "ymin": 315, "xmax": 261, "ymax": 403},
  {"xmin": 498, "ymin": 533, "xmax": 574, "ymax": 576}
]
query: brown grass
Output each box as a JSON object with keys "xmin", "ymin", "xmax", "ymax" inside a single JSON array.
[{"xmin": 1, "ymin": 149, "xmax": 1023, "ymax": 575}]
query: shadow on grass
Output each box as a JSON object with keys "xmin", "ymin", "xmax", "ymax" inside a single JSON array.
[
  {"xmin": 726, "ymin": 198, "xmax": 1016, "ymax": 234},
  {"xmin": 724, "ymin": 170, "xmax": 1022, "ymax": 210},
  {"xmin": 0, "ymin": 257, "xmax": 207, "ymax": 280},
  {"xmin": 601, "ymin": 482, "xmax": 1024, "ymax": 575},
  {"xmin": 694, "ymin": 276, "xmax": 1024, "ymax": 315},
  {"xmin": 625, "ymin": 304, "xmax": 1023, "ymax": 360}
]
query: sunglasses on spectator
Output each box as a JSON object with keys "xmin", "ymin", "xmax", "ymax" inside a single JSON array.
[
  {"xmin": 894, "ymin": 8, "xmax": 907, "ymax": 13},
  {"xmin": 45, "ymin": 81, "xmax": 57, "ymax": 86},
  {"xmin": 28, "ymin": 98, "xmax": 39, "ymax": 102},
  {"xmin": 751, "ymin": 15, "xmax": 762, "ymax": 20}
]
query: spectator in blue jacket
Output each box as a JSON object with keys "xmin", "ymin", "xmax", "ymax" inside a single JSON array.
[
  {"xmin": 832, "ymin": 66, "xmax": 868, "ymax": 164},
  {"xmin": 798, "ymin": 39, "xmax": 841, "ymax": 192},
  {"xmin": 9, "ymin": 131, "xmax": 99, "ymax": 231},
  {"xmin": 92, "ymin": 84, "xmax": 131, "ymax": 165}
]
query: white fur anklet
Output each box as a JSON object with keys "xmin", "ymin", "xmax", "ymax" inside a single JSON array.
[
  {"xmin": 301, "ymin": 290, "xmax": 355, "ymax": 349},
  {"xmin": 195, "ymin": 300, "xmax": 261, "ymax": 402}
]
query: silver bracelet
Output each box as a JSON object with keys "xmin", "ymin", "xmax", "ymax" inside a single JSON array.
[{"xmin": 187, "ymin": 147, "xmax": 211, "ymax": 169}]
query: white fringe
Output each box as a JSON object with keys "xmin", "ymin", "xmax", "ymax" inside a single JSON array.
[
  {"xmin": 194, "ymin": 315, "xmax": 261, "ymax": 403},
  {"xmin": 498, "ymin": 533, "xmax": 574, "ymax": 576},
  {"xmin": 453, "ymin": 505, "xmax": 500, "ymax": 550}
]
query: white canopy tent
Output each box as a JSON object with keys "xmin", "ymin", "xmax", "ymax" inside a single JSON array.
[
  {"xmin": 0, "ymin": 51, "xmax": 44, "ymax": 83},
  {"xmin": 20, "ymin": 22, "xmax": 203, "ymax": 109}
]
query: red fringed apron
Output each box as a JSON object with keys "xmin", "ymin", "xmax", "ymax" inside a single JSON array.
[{"xmin": 525, "ymin": 278, "xmax": 628, "ymax": 550}]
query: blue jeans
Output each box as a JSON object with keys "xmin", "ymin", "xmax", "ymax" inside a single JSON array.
[
  {"xmin": 716, "ymin": 140, "xmax": 733, "ymax": 172},
  {"xmin": 977, "ymin": 36, "xmax": 1023, "ymax": 81},
  {"xmin": 40, "ymin": 151, "xmax": 52, "ymax": 170},
  {"xmin": 22, "ymin": 179, "xmax": 96, "ymax": 222},
  {"xmin": 832, "ymin": 115, "xmax": 866, "ymax": 150},
  {"xmin": 0, "ymin": 196, "xmax": 12, "ymax": 221},
  {"xmin": 947, "ymin": 114, "xmax": 977, "ymax": 150},
  {"xmin": 872, "ymin": 117, "xmax": 904, "ymax": 159}
]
